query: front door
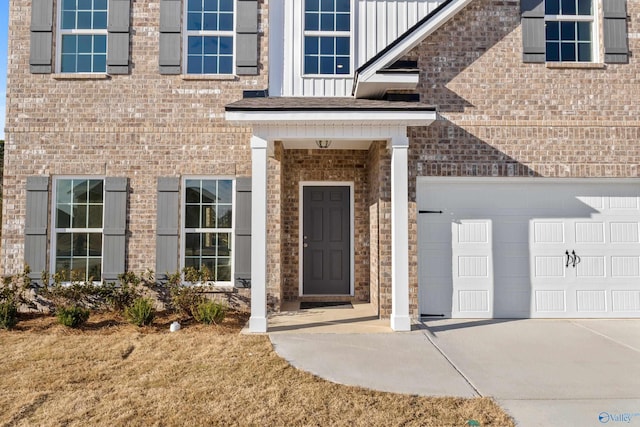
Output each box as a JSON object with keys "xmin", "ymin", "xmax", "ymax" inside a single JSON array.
[{"xmin": 302, "ymin": 186, "xmax": 351, "ymax": 295}]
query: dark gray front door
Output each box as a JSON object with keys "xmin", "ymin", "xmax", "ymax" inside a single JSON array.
[{"xmin": 302, "ymin": 186, "xmax": 351, "ymax": 295}]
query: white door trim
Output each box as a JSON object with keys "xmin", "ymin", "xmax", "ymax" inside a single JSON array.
[{"xmin": 299, "ymin": 181, "xmax": 355, "ymax": 297}]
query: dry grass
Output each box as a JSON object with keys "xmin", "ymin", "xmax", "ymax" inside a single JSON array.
[{"xmin": 0, "ymin": 312, "xmax": 514, "ymax": 427}]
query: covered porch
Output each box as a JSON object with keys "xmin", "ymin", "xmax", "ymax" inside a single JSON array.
[{"xmin": 225, "ymin": 97, "xmax": 436, "ymax": 332}]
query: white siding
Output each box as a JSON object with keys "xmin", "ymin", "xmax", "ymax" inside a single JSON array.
[{"xmin": 278, "ymin": 0, "xmax": 446, "ymax": 97}]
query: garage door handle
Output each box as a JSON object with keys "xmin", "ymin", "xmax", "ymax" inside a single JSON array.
[
  {"xmin": 565, "ymin": 250, "xmax": 581, "ymax": 268},
  {"xmin": 419, "ymin": 210, "xmax": 443, "ymax": 214},
  {"xmin": 572, "ymin": 250, "xmax": 581, "ymax": 268}
]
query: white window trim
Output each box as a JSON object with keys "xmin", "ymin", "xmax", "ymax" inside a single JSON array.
[
  {"xmin": 183, "ymin": 0, "xmax": 237, "ymax": 76},
  {"xmin": 301, "ymin": 0, "xmax": 355, "ymax": 78},
  {"xmin": 544, "ymin": 0, "xmax": 600, "ymax": 63},
  {"xmin": 49, "ymin": 176, "xmax": 106, "ymax": 284},
  {"xmin": 55, "ymin": 1, "xmax": 108, "ymax": 74},
  {"xmin": 180, "ymin": 176, "xmax": 236, "ymax": 287},
  {"xmin": 298, "ymin": 181, "xmax": 355, "ymax": 297}
]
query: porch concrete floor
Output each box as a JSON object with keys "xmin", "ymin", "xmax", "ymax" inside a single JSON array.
[{"xmin": 266, "ymin": 302, "xmax": 394, "ymax": 334}]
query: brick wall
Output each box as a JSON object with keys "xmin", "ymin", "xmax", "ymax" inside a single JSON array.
[
  {"xmin": 2, "ymin": 0, "xmax": 269, "ymax": 279},
  {"xmin": 405, "ymin": 0, "xmax": 640, "ymax": 318},
  {"xmin": 280, "ymin": 149, "xmax": 370, "ymax": 303}
]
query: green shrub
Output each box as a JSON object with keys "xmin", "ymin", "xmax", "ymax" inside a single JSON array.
[
  {"xmin": 56, "ymin": 306, "xmax": 90, "ymax": 328},
  {"xmin": 0, "ymin": 301, "xmax": 18, "ymax": 329},
  {"xmin": 125, "ymin": 298, "xmax": 155, "ymax": 326},
  {"xmin": 169, "ymin": 285, "xmax": 206, "ymax": 317},
  {"xmin": 193, "ymin": 300, "xmax": 227, "ymax": 325}
]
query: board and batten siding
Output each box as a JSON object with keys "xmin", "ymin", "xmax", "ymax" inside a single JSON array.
[{"xmin": 274, "ymin": 0, "xmax": 445, "ymax": 97}]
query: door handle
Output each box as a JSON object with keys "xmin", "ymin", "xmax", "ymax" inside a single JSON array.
[
  {"xmin": 303, "ymin": 243, "xmax": 308, "ymax": 248},
  {"xmin": 571, "ymin": 250, "xmax": 580, "ymax": 268},
  {"xmin": 565, "ymin": 250, "xmax": 581, "ymax": 268}
]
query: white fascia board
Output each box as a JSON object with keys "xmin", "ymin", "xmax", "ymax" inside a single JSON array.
[
  {"xmin": 358, "ymin": 0, "xmax": 473, "ymax": 85},
  {"xmin": 355, "ymin": 73, "xmax": 419, "ymax": 98},
  {"xmin": 225, "ymin": 109, "xmax": 436, "ymax": 126}
]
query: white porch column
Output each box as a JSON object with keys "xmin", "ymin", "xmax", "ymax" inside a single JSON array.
[
  {"xmin": 390, "ymin": 135, "xmax": 411, "ymax": 331},
  {"xmin": 249, "ymin": 135, "xmax": 268, "ymax": 333}
]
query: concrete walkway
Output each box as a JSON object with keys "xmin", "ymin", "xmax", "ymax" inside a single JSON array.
[{"xmin": 269, "ymin": 317, "xmax": 640, "ymax": 427}]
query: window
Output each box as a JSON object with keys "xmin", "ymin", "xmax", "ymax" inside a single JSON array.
[
  {"xmin": 53, "ymin": 178, "xmax": 104, "ymax": 281},
  {"xmin": 545, "ymin": 0, "xmax": 593, "ymax": 62},
  {"xmin": 304, "ymin": 0, "xmax": 351, "ymax": 75},
  {"xmin": 183, "ymin": 179, "xmax": 234, "ymax": 283},
  {"xmin": 185, "ymin": 0, "xmax": 234, "ymax": 74},
  {"xmin": 58, "ymin": 0, "xmax": 108, "ymax": 72}
]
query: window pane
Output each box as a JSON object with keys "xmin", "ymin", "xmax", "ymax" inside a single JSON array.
[
  {"xmin": 336, "ymin": 56, "xmax": 349, "ymax": 74},
  {"xmin": 219, "ymin": 37, "xmax": 233, "ymax": 55},
  {"xmin": 305, "ymin": 12, "xmax": 319, "ymax": 31},
  {"xmin": 185, "ymin": 180, "xmax": 200, "ymax": 202},
  {"xmin": 87, "ymin": 180, "xmax": 103, "ymax": 203},
  {"xmin": 336, "ymin": 13, "xmax": 350, "ymax": 31},
  {"xmin": 321, "ymin": 0, "xmax": 334, "ymax": 12},
  {"xmin": 88, "ymin": 233, "xmax": 102, "ymax": 256},
  {"xmin": 561, "ymin": 0, "xmax": 576, "ymax": 15},
  {"xmin": 78, "ymin": 0, "xmax": 92, "ymax": 10},
  {"xmin": 56, "ymin": 258, "xmax": 71, "ymax": 274},
  {"xmin": 88, "ymin": 204, "xmax": 103, "ymax": 228},
  {"xmin": 94, "ymin": 35, "xmax": 106, "ymax": 54},
  {"xmin": 77, "ymin": 55, "xmax": 92, "ymax": 72},
  {"xmin": 77, "ymin": 35, "xmax": 93, "ymax": 54},
  {"xmin": 202, "ymin": 56, "xmax": 217, "ymax": 73},
  {"xmin": 77, "ymin": 11, "xmax": 92, "ymax": 29},
  {"xmin": 306, "ymin": 0, "xmax": 319, "ymax": 12},
  {"xmin": 188, "ymin": 12, "xmax": 203, "ymax": 30},
  {"xmin": 61, "ymin": 55, "xmax": 77, "ymax": 72},
  {"xmin": 184, "ymin": 257, "xmax": 199, "ymax": 269},
  {"xmin": 203, "ymin": 12, "xmax": 218, "ymax": 30},
  {"xmin": 61, "ymin": 36, "xmax": 77, "ymax": 55},
  {"xmin": 217, "ymin": 258, "xmax": 231, "ymax": 281},
  {"xmin": 93, "ymin": 11, "xmax": 107, "ymax": 29},
  {"xmin": 217, "ymin": 204, "xmax": 232, "ymax": 228},
  {"xmin": 320, "ymin": 56, "xmax": 334, "ymax": 74},
  {"xmin": 72, "ymin": 205, "xmax": 88, "ymax": 228},
  {"xmin": 577, "ymin": 22, "xmax": 591, "ymax": 41},
  {"xmin": 71, "ymin": 257, "xmax": 88, "ymax": 279},
  {"xmin": 57, "ymin": 180, "xmax": 73, "ymax": 204},
  {"xmin": 94, "ymin": 0, "xmax": 107, "ymax": 10},
  {"xmin": 63, "ymin": 0, "xmax": 76, "ymax": 11},
  {"xmin": 336, "ymin": 37, "xmax": 349, "ymax": 55},
  {"xmin": 188, "ymin": 0, "xmax": 201, "ymax": 12},
  {"xmin": 577, "ymin": 42, "xmax": 591, "ymax": 61},
  {"xmin": 305, "ymin": 36, "xmax": 319, "ymax": 55},
  {"xmin": 72, "ymin": 180, "xmax": 88, "ymax": 203},
  {"xmin": 203, "ymin": 0, "xmax": 217, "ymax": 11},
  {"xmin": 201, "ymin": 258, "xmax": 215, "ymax": 274},
  {"xmin": 202, "ymin": 205, "xmax": 216, "ymax": 228},
  {"xmin": 185, "ymin": 233, "xmax": 201, "ymax": 256},
  {"xmin": 546, "ymin": 42, "xmax": 560, "ymax": 61},
  {"xmin": 87, "ymin": 258, "xmax": 101, "ymax": 281},
  {"xmin": 545, "ymin": 21, "xmax": 559, "ymax": 41},
  {"xmin": 219, "ymin": 56, "xmax": 232, "ymax": 74},
  {"xmin": 577, "ymin": 0, "xmax": 591, "ymax": 15},
  {"xmin": 185, "ymin": 205, "xmax": 200, "ymax": 228},
  {"xmin": 320, "ymin": 13, "xmax": 334, "ymax": 31},
  {"xmin": 304, "ymin": 55, "xmax": 319, "ymax": 74},
  {"xmin": 62, "ymin": 12, "xmax": 76, "ymax": 29},
  {"xmin": 219, "ymin": 0, "xmax": 232, "ymax": 11},
  {"xmin": 202, "ymin": 233, "xmax": 216, "ymax": 256},
  {"xmin": 188, "ymin": 37, "xmax": 203, "ymax": 55},
  {"xmin": 56, "ymin": 234, "xmax": 72, "ymax": 256},
  {"xmin": 336, "ymin": 0, "xmax": 349, "ymax": 12},
  {"xmin": 219, "ymin": 13, "xmax": 233, "ymax": 31},
  {"xmin": 203, "ymin": 37, "xmax": 218, "ymax": 55},
  {"xmin": 545, "ymin": 0, "xmax": 560, "ymax": 14},
  {"xmin": 218, "ymin": 233, "xmax": 231, "ymax": 256},
  {"xmin": 561, "ymin": 42, "xmax": 576, "ymax": 61},
  {"xmin": 73, "ymin": 233, "xmax": 88, "ymax": 256},
  {"xmin": 218, "ymin": 180, "xmax": 232, "ymax": 203},
  {"xmin": 560, "ymin": 21, "xmax": 575, "ymax": 41},
  {"xmin": 57, "ymin": 205, "xmax": 72, "ymax": 228},
  {"xmin": 320, "ymin": 37, "xmax": 334, "ymax": 54},
  {"xmin": 187, "ymin": 56, "xmax": 202, "ymax": 74},
  {"xmin": 93, "ymin": 54, "xmax": 106, "ymax": 72}
]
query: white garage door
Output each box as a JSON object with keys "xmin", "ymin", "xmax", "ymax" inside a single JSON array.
[{"xmin": 417, "ymin": 179, "xmax": 640, "ymax": 318}]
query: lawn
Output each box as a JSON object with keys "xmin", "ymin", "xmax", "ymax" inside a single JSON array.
[{"xmin": 0, "ymin": 312, "xmax": 514, "ymax": 426}]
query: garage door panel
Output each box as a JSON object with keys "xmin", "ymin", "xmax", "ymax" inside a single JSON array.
[{"xmin": 417, "ymin": 179, "xmax": 640, "ymax": 319}]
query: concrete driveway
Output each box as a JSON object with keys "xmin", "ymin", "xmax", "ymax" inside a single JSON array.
[{"xmin": 270, "ymin": 319, "xmax": 640, "ymax": 427}]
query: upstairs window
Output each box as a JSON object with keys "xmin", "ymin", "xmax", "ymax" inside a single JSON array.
[
  {"xmin": 185, "ymin": 0, "xmax": 235, "ymax": 74},
  {"xmin": 58, "ymin": 0, "xmax": 108, "ymax": 73},
  {"xmin": 304, "ymin": 0, "xmax": 351, "ymax": 75},
  {"xmin": 545, "ymin": 0, "xmax": 593, "ymax": 62}
]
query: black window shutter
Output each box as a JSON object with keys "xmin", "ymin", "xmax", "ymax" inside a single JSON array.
[
  {"xmin": 107, "ymin": 0, "xmax": 131, "ymax": 74},
  {"xmin": 103, "ymin": 177, "xmax": 128, "ymax": 283},
  {"xmin": 521, "ymin": 0, "xmax": 545, "ymax": 63},
  {"xmin": 25, "ymin": 176, "xmax": 49, "ymax": 284},
  {"xmin": 234, "ymin": 178, "xmax": 251, "ymax": 286},
  {"xmin": 236, "ymin": 0, "xmax": 259, "ymax": 75},
  {"xmin": 30, "ymin": 0, "xmax": 54, "ymax": 73},
  {"xmin": 156, "ymin": 177, "xmax": 180, "ymax": 281},
  {"xmin": 603, "ymin": 0, "xmax": 629, "ymax": 64},
  {"xmin": 159, "ymin": 0, "xmax": 182, "ymax": 74}
]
